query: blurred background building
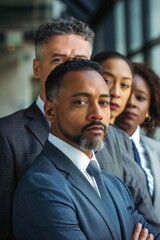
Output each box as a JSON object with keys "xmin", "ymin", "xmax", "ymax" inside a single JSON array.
[{"xmin": 0, "ymin": 0, "xmax": 160, "ymax": 117}]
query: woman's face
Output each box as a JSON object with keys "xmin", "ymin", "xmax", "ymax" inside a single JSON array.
[
  {"xmin": 116, "ymin": 74, "xmax": 151, "ymax": 134},
  {"xmin": 101, "ymin": 58, "xmax": 133, "ymax": 123}
]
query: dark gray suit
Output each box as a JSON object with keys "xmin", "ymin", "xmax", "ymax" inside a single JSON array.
[
  {"xmin": 141, "ymin": 135, "xmax": 160, "ymax": 219},
  {"xmin": 0, "ymin": 103, "xmax": 159, "ymax": 239},
  {"xmin": 0, "ymin": 103, "xmax": 49, "ymax": 239}
]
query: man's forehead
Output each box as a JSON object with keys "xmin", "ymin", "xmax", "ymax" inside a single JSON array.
[
  {"xmin": 62, "ymin": 70, "xmax": 109, "ymax": 90},
  {"xmin": 47, "ymin": 34, "xmax": 92, "ymax": 57}
]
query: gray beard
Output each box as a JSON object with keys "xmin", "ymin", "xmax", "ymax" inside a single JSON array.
[
  {"xmin": 79, "ymin": 136, "xmax": 104, "ymax": 152},
  {"xmin": 57, "ymin": 121, "xmax": 105, "ymax": 152}
]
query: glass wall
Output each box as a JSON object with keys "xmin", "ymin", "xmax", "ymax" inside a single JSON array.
[
  {"xmin": 127, "ymin": 0, "xmax": 143, "ymax": 51},
  {"xmin": 114, "ymin": 1, "xmax": 126, "ymax": 54},
  {"xmin": 149, "ymin": 0, "xmax": 160, "ymax": 40},
  {"xmin": 94, "ymin": 0, "xmax": 160, "ymax": 75},
  {"xmin": 102, "ymin": 0, "xmax": 160, "ymax": 140}
]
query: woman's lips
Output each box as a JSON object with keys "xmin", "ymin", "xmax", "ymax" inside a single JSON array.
[
  {"xmin": 110, "ymin": 102, "xmax": 119, "ymax": 110},
  {"xmin": 125, "ymin": 111, "xmax": 137, "ymax": 119}
]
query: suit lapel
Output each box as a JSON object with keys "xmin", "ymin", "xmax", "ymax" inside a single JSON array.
[
  {"xmin": 68, "ymin": 173, "xmax": 121, "ymax": 238},
  {"xmin": 25, "ymin": 103, "xmax": 49, "ymax": 145},
  {"xmin": 42, "ymin": 141, "xmax": 119, "ymax": 238},
  {"xmin": 103, "ymin": 176, "xmax": 132, "ymax": 239}
]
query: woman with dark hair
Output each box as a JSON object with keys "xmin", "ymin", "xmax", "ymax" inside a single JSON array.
[
  {"xmin": 116, "ymin": 62, "xmax": 160, "ymax": 135},
  {"xmin": 93, "ymin": 52, "xmax": 160, "ymax": 227},
  {"xmin": 92, "ymin": 51, "xmax": 133, "ymax": 124},
  {"xmin": 116, "ymin": 62, "xmax": 160, "ymax": 214}
]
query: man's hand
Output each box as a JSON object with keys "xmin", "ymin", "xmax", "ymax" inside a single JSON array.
[{"xmin": 132, "ymin": 223, "xmax": 154, "ymax": 240}]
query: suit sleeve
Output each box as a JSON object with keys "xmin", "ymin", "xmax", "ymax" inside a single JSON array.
[
  {"xmin": 0, "ymin": 128, "xmax": 15, "ymax": 240},
  {"xmin": 106, "ymin": 175, "xmax": 160, "ymax": 239},
  {"xmin": 121, "ymin": 144, "xmax": 160, "ymax": 228},
  {"xmin": 114, "ymin": 127, "xmax": 160, "ymax": 228},
  {"xmin": 98, "ymin": 125, "xmax": 160, "ymax": 228},
  {"xmin": 13, "ymin": 174, "xmax": 88, "ymax": 240}
]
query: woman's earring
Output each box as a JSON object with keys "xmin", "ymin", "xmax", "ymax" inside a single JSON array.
[{"xmin": 145, "ymin": 112, "xmax": 151, "ymax": 120}]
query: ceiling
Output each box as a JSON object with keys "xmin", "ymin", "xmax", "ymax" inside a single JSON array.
[
  {"xmin": 61, "ymin": 0, "xmax": 117, "ymax": 28},
  {"xmin": 0, "ymin": 0, "xmax": 117, "ymax": 50},
  {"xmin": 0, "ymin": 0, "xmax": 55, "ymax": 33}
]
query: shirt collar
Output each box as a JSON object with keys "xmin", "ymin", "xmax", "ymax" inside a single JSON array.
[
  {"xmin": 48, "ymin": 133, "xmax": 97, "ymax": 173},
  {"xmin": 129, "ymin": 125, "xmax": 140, "ymax": 145},
  {"xmin": 36, "ymin": 96, "xmax": 45, "ymax": 115}
]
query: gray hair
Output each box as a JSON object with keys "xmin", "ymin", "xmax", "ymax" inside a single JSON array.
[{"xmin": 35, "ymin": 17, "xmax": 94, "ymax": 59}]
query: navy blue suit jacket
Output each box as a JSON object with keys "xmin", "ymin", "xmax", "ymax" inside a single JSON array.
[{"xmin": 12, "ymin": 140, "xmax": 160, "ymax": 240}]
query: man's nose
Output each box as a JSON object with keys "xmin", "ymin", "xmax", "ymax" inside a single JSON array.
[{"xmin": 87, "ymin": 104, "xmax": 103, "ymax": 121}]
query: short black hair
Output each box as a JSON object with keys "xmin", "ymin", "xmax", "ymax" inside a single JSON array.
[
  {"xmin": 35, "ymin": 17, "xmax": 94, "ymax": 59},
  {"xmin": 92, "ymin": 51, "xmax": 134, "ymax": 76},
  {"xmin": 45, "ymin": 58, "xmax": 104, "ymax": 102}
]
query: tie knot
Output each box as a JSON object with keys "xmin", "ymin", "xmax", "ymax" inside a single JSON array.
[{"xmin": 87, "ymin": 160, "xmax": 100, "ymax": 177}]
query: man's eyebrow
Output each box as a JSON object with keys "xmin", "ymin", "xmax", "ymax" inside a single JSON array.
[
  {"xmin": 100, "ymin": 94, "xmax": 110, "ymax": 98},
  {"xmin": 50, "ymin": 53, "xmax": 88, "ymax": 59},
  {"xmin": 72, "ymin": 92, "xmax": 90, "ymax": 97},
  {"xmin": 73, "ymin": 55, "xmax": 88, "ymax": 59},
  {"xmin": 72, "ymin": 92, "xmax": 110, "ymax": 98}
]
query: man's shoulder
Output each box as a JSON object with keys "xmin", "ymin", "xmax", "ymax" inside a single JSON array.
[
  {"xmin": 0, "ymin": 109, "xmax": 26, "ymax": 124},
  {"xmin": 0, "ymin": 102, "xmax": 38, "ymax": 127}
]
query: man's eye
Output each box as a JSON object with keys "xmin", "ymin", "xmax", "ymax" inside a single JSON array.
[
  {"xmin": 99, "ymin": 100, "xmax": 110, "ymax": 107},
  {"xmin": 52, "ymin": 58, "xmax": 64, "ymax": 64},
  {"xmin": 74, "ymin": 100, "xmax": 87, "ymax": 105},
  {"xmin": 71, "ymin": 57, "xmax": 88, "ymax": 61}
]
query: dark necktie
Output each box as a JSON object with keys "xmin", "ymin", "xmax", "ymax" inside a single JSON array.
[
  {"xmin": 131, "ymin": 140, "xmax": 152, "ymax": 197},
  {"xmin": 131, "ymin": 140, "xmax": 141, "ymax": 165},
  {"xmin": 87, "ymin": 160, "xmax": 121, "ymax": 234}
]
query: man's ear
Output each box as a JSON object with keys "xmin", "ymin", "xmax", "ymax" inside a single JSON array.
[
  {"xmin": 33, "ymin": 59, "xmax": 40, "ymax": 78},
  {"xmin": 44, "ymin": 100, "xmax": 55, "ymax": 123}
]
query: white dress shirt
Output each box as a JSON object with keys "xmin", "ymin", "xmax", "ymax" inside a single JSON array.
[
  {"xmin": 36, "ymin": 95, "xmax": 45, "ymax": 115},
  {"xmin": 36, "ymin": 96, "xmax": 51, "ymax": 127},
  {"xmin": 48, "ymin": 133, "xmax": 101, "ymax": 195}
]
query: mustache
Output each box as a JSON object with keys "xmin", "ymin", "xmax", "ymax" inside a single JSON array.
[{"xmin": 81, "ymin": 121, "xmax": 107, "ymax": 133}]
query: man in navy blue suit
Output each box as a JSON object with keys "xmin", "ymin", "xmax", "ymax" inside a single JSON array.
[{"xmin": 12, "ymin": 59, "xmax": 160, "ymax": 240}]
